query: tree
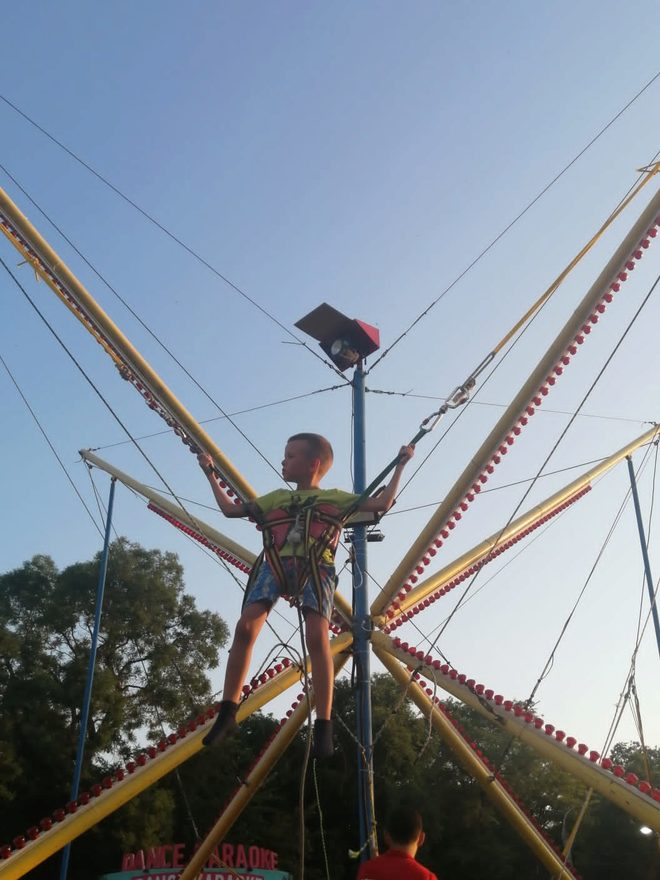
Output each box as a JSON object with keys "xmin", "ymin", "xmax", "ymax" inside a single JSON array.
[
  {"xmin": 0, "ymin": 539, "xmax": 229, "ymax": 878},
  {"xmin": 2, "ymin": 555, "xmax": 658, "ymax": 880},
  {"xmin": 187, "ymin": 678, "xmax": 657, "ymax": 880}
]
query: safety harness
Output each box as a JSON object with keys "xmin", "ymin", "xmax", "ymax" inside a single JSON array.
[{"xmin": 246, "ymin": 496, "xmax": 346, "ymax": 609}]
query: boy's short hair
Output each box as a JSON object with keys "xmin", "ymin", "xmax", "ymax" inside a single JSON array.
[
  {"xmin": 288, "ymin": 433, "xmax": 334, "ymax": 472},
  {"xmin": 385, "ymin": 805, "xmax": 423, "ymax": 845}
]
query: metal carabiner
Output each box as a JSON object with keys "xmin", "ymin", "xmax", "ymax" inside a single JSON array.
[
  {"xmin": 419, "ymin": 404, "xmax": 448, "ymax": 434},
  {"xmin": 449, "ymin": 376, "xmax": 477, "ymax": 408}
]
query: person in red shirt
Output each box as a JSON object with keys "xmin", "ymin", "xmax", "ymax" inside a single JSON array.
[{"xmin": 357, "ymin": 806, "xmax": 438, "ymax": 880}]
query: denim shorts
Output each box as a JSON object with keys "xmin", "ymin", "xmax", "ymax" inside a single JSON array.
[{"xmin": 244, "ymin": 556, "xmax": 336, "ymax": 620}]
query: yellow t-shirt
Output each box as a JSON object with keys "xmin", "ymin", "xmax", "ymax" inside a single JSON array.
[{"xmin": 254, "ymin": 488, "xmax": 359, "ymax": 561}]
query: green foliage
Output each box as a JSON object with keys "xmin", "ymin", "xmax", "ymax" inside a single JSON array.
[
  {"xmin": 0, "ymin": 540, "xmax": 229, "ymax": 878},
  {"xmin": 2, "ymin": 546, "xmax": 658, "ymax": 880},
  {"xmin": 179, "ymin": 678, "xmax": 659, "ymax": 880}
]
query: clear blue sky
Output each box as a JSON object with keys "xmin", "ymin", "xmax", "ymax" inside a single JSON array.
[{"xmin": 2, "ymin": 1, "xmax": 659, "ymax": 776}]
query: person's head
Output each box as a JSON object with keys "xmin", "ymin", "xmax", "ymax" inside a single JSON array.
[
  {"xmin": 282, "ymin": 433, "xmax": 334, "ymax": 485},
  {"xmin": 383, "ymin": 806, "xmax": 425, "ymax": 855}
]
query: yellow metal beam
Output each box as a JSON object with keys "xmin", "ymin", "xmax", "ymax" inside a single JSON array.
[
  {"xmin": 179, "ymin": 653, "xmax": 349, "ymax": 880},
  {"xmin": 378, "ymin": 424, "xmax": 660, "ymax": 624},
  {"xmin": 0, "ymin": 186, "xmax": 255, "ymax": 500},
  {"xmin": 372, "ymin": 185, "xmax": 660, "ymax": 616},
  {"xmin": 80, "ymin": 449, "xmax": 257, "ymax": 568},
  {"xmin": 373, "ymin": 632, "xmax": 660, "ymax": 831},
  {"xmin": 376, "ymin": 648, "xmax": 578, "ymax": 878},
  {"xmin": 0, "ymin": 633, "xmax": 352, "ymax": 879}
]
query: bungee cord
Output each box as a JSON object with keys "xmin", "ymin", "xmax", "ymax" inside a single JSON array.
[
  {"xmin": 3, "ymin": 105, "xmax": 660, "ymax": 640},
  {"xmin": 0, "ymin": 187, "xmax": 257, "ymax": 502}
]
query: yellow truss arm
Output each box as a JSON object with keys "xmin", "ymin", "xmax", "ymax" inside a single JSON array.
[
  {"xmin": 376, "ymin": 648, "xmax": 579, "ymax": 879},
  {"xmin": 374, "ymin": 633, "xmax": 660, "ymax": 832},
  {"xmin": 372, "ymin": 185, "xmax": 660, "ymax": 616},
  {"xmin": 0, "ymin": 186, "xmax": 255, "ymax": 500},
  {"xmin": 80, "ymin": 449, "xmax": 256, "ymax": 568},
  {"xmin": 0, "ymin": 633, "xmax": 352, "ymax": 880},
  {"xmin": 377, "ymin": 424, "xmax": 660, "ymax": 625}
]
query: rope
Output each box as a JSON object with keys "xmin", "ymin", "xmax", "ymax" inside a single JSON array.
[
  {"xmin": 368, "ymin": 68, "xmax": 660, "ymax": 371},
  {"xmin": 630, "ymin": 678, "xmax": 653, "ymax": 783},
  {"xmin": 1, "ymin": 257, "xmax": 200, "ymax": 514},
  {"xmin": 414, "ymin": 500, "xmax": 574, "ymax": 649},
  {"xmin": 312, "ymin": 760, "xmax": 331, "ymax": 880},
  {"xmin": 367, "ymin": 385, "xmax": 652, "ymax": 425},
  {"xmin": 0, "ymin": 348, "xmax": 104, "ymax": 539},
  {"xmin": 0, "ymin": 95, "xmax": 344, "ymax": 378},
  {"xmin": 634, "ymin": 440, "xmax": 659, "ymax": 644},
  {"xmin": 357, "ymin": 155, "xmax": 660, "ymax": 529},
  {"xmin": 0, "ymin": 162, "xmax": 293, "ymax": 483},
  {"xmin": 514, "ymin": 447, "xmax": 659, "ymax": 869},
  {"xmin": 295, "ymin": 602, "xmax": 313, "ymax": 880},
  {"xmin": 89, "ymin": 384, "xmax": 348, "ymax": 452},
  {"xmin": 387, "ymin": 455, "xmax": 610, "ymax": 515},
  {"xmin": 390, "ymin": 265, "xmax": 562, "ymax": 503},
  {"xmin": 493, "ymin": 163, "xmax": 660, "ymax": 354},
  {"xmin": 84, "ymin": 463, "xmax": 121, "ymax": 542},
  {"xmin": 525, "ymin": 447, "xmax": 654, "ymax": 707},
  {"xmin": 482, "ymin": 446, "xmax": 654, "ymax": 782},
  {"xmin": 2, "ymin": 254, "xmax": 302, "ymax": 673},
  {"xmin": 424, "ymin": 271, "xmax": 660, "ymax": 656}
]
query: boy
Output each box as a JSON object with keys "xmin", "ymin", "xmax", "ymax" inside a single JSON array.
[
  {"xmin": 357, "ymin": 806, "xmax": 438, "ymax": 880},
  {"xmin": 198, "ymin": 433, "xmax": 413, "ymax": 759}
]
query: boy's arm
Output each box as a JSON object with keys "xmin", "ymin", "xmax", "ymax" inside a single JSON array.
[
  {"xmin": 357, "ymin": 445, "xmax": 415, "ymax": 513},
  {"xmin": 197, "ymin": 453, "xmax": 251, "ymax": 518}
]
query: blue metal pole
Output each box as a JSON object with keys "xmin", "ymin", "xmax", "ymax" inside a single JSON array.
[
  {"xmin": 59, "ymin": 477, "xmax": 116, "ymax": 880},
  {"xmin": 626, "ymin": 456, "xmax": 660, "ymax": 663},
  {"xmin": 351, "ymin": 362, "xmax": 376, "ymax": 860}
]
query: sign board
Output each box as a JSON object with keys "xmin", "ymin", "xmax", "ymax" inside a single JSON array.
[{"xmin": 100, "ymin": 871, "xmax": 291, "ymax": 880}]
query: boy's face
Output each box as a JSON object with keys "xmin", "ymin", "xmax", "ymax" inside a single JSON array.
[{"xmin": 282, "ymin": 439, "xmax": 317, "ymax": 483}]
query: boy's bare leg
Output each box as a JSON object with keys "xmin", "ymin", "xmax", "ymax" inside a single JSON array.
[
  {"xmin": 304, "ymin": 610, "xmax": 335, "ymax": 759},
  {"xmin": 304, "ymin": 610, "xmax": 333, "ymax": 719},
  {"xmin": 204, "ymin": 602, "xmax": 269, "ymax": 747},
  {"xmin": 223, "ymin": 601, "xmax": 270, "ymax": 702}
]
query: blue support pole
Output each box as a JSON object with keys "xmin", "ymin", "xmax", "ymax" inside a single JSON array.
[
  {"xmin": 626, "ymin": 456, "xmax": 660, "ymax": 663},
  {"xmin": 351, "ymin": 362, "xmax": 376, "ymax": 860},
  {"xmin": 59, "ymin": 477, "xmax": 116, "ymax": 880}
]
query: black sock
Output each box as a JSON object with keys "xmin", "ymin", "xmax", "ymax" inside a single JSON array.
[
  {"xmin": 312, "ymin": 718, "xmax": 334, "ymax": 760},
  {"xmin": 202, "ymin": 700, "xmax": 238, "ymax": 747}
]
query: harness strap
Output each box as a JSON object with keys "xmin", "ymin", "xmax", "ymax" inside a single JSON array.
[{"xmin": 249, "ymin": 498, "xmax": 344, "ymax": 604}]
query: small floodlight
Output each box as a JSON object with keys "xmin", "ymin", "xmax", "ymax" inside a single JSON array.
[{"xmin": 295, "ymin": 303, "xmax": 380, "ymax": 371}]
